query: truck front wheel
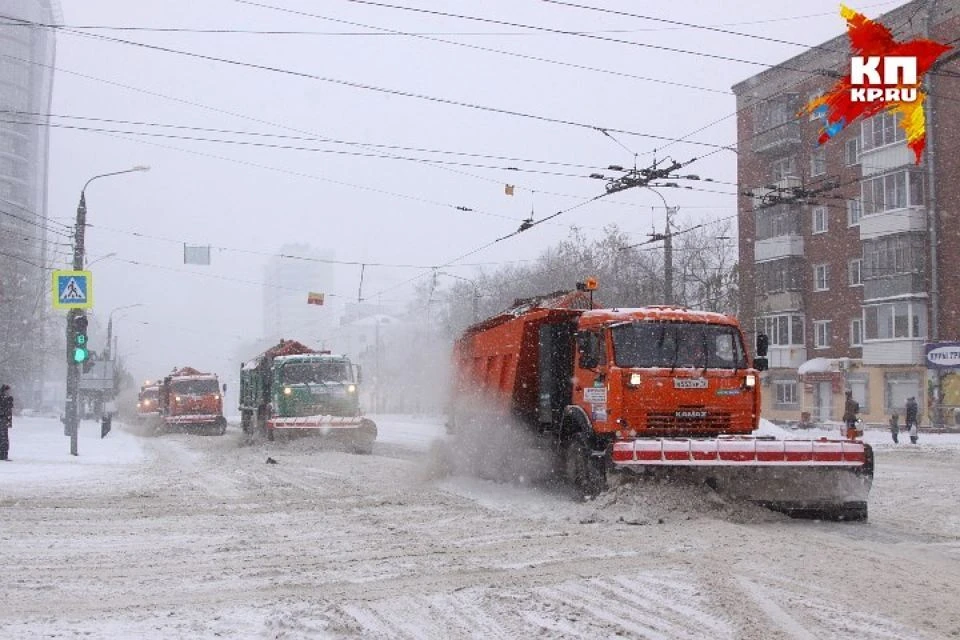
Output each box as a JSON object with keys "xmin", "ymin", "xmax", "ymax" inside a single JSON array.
[{"xmin": 565, "ymin": 435, "xmax": 607, "ymax": 500}]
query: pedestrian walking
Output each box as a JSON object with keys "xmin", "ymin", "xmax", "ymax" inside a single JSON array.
[
  {"xmin": 905, "ymin": 396, "xmax": 919, "ymax": 444},
  {"xmin": 843, "ymin": 390, "xmax": 861, "ymax": 440},
  {"xmin": 0, "ymin": 384, "xmax": 13, "ymax": 461},
  {"xmin": 889, "ymin": 412, "xmax": 899, "ymax": 444}
]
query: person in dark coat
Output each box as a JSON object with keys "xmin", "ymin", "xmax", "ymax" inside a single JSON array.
[
  {"xmin": 843, "ymin": 390, "xmax": 860, "ymax": 440},
  {"xmin": 905, "ymin": 396, "xmax": 919, "ymax": 444},
  {"xmin": 889, "ymin": 412, "xmax": 899, "ymax": 444},
  {"xmin": 0, "ymin": 384, "xmax": 13, "ymax": 461}
]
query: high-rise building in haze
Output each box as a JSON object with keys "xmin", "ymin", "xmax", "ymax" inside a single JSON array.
[
  {"xmin": 262, "ymin": 244, "xmax": 334, "ymax": 346},
  {"xmin": 0, "ymin": 0, "xmax": 61, "ymax": 407}
]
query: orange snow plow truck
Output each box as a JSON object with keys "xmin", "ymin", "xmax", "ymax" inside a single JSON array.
[
  {"xmin": 157, "ymin": 367, "xmax": 228, "ymax": 435},
  {"xmin": 450, "ymin": 285, "xmax": 874, "ymax": 520}
]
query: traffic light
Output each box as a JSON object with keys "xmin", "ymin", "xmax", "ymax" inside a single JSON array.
[{"xmin": 73, "ymin": 314, "xmax": 89, "ymax": 364}]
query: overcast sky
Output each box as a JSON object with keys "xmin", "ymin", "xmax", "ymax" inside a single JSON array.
[{"xmin": 46, "ymin": 0, "xmax": 899, "ymax": 386}]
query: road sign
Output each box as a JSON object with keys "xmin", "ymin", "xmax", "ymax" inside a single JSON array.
[{"xmin": 52, "ymin": 270, "xmax": 93, "ymax": 309}]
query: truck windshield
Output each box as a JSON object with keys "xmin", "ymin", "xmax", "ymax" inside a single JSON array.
[
  {"xmin": 140, "ymin": 387, "xmax": 158, "ymax": 400},
  {"xmin": 611, "ymin": 322, "xmax": 748, "ymax": 369},
  {"xmin": 171, "ymin": 379, "xmax": 219, "ymax": 395},
  {"xmin": 281, "ymin": 362, "xmax": 352, "ymax": 384}
]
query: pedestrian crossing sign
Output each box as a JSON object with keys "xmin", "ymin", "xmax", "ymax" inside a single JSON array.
[{"xmin": 52, "ymin": 270, "xmax": 93, "ymax": 309}]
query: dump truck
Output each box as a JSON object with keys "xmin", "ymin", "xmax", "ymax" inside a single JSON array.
[
  {"xmin": 239, "ymin": 339, "xmax": 376, "ymax": 452},
  {"xmin": 157, "ymin": 367, "xmax": 227, "ymax": 435},
  {"xmin": 449, "ymin": 285, "xmax": 874, "ymax": 520}
]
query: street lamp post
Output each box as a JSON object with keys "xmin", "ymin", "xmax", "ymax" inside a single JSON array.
[
  {"xmin": 437, "ymin": 272, "xmax": 481, "ymax": 322},
  {"xmin": 104, "ymin": 303, "xmax": 144, "ymax": 361},
  {"xmin": 65, "ymin": 166, "xmax": 149, "ymax": 456},
  {"xmin": 644, "ymin": 187, "xmax": 676, "ymax": 305}
]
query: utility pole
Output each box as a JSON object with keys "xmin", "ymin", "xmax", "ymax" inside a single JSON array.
[
  {"xmin": 665, "ymin": 206, "xmax": 675, "ymax": 305},
  {"xmin": 64, "ymin": 192, "xmax": 87, "ymax": 455},
  {"xmin": 64, "ymin": 166, "xmax": 149, "ymax": 456}
]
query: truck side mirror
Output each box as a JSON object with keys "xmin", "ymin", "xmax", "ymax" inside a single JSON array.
[
  {"xmin": 354, "ymin": 364, "xmax": 363, "ymax": 384},
  {"xmin": 222, "ymin": 383, "xmax": 227, "ymax": 393}
]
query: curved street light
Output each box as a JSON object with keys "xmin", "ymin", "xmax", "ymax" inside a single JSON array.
[
  {"xmin": 437, "ymin": 272, "xmax": 482, "ymax": 322},
  {"xmin": 65, "ymin": 165, "xmax": 150, "ymax": 457},
  {"xmin": 644, "ymin": 187, "xmax": 676, "ymax": 305},
  {"xmin": 105, "ymin": 303, "xmax": 145, "ymax": 360}
]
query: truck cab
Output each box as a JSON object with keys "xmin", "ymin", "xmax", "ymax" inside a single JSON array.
[
  {"xmin": 270, "ymin": 354, "xmax": 360, "ymax": 419},
  {"xmin": 565, "ymin": 308, "xmax": 761, "ymax": 439}
]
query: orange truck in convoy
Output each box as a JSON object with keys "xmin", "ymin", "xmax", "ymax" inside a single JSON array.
[
  {"xmin": 136, "ymin": 381, "xmax": 160, "ymax": 419},
  {"xmin": 449, "ymin": 284, "xmax": 874, "ymax": 520},
  {"xmin": 156, "ymin": 367, "xmax": 227, "ymax": 435}
]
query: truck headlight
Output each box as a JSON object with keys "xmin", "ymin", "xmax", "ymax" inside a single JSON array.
[
  {"xmin": 347, "ymin": 384, "xmax": 356, "ymax": 394},
  {"xmin": 175, "ymin": 396, "xmax": 181, "ymax": 402},
  {"xmin": 283, "ymin": 387, "xmax": 292, "ymax": 396},
  {"xmin": 744, "ymin": 374, "xmax": 757, "ymax": 388},
  {"xmin": 628, "ymin": 373, "xmax": 642, "ymax": 387}
]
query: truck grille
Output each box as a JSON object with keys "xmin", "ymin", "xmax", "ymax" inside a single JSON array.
[{"xmin": 645, "ymin": 409, "xmax": 732, "ymax": 431}]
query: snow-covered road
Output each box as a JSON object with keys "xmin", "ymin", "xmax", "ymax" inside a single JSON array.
[{"xmin": 1, "ymin": 416, "xmax": 959, "ymax": 639}]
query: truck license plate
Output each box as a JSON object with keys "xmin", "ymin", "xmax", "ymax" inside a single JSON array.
[{"xmin": 674, "ymin": 378, "xmax": 708, "ymax": 389}]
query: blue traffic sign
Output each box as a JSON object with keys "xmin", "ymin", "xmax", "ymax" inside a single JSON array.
[{"xmin": 52, "ymin": 270, "xmax": 93, "ymax": 309}]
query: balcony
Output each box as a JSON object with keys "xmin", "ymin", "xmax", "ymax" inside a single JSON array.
[
  {"xmin": 754, "ymin": 235, "xmax": 804, "ymax": 262},
  {"xmin": 859, "ymin": 143, "xmax": 913, "ymax": 176},
  {"xmin": 863, "ymin": 273, "xmax": 927, "ymax": 301},
  {"xmin": 768, "ymin": 346, "xmax": 807, "ymax": 370},
  {"xmin": 755, "ymin": 291, "xmax": 804, "ymax": 313},
  {"xmin": 859, "ymin": 207, "xmax": 925, "ymax": 240},
  {"xmin": 751, "ymin": 121, "xmax": 802, "ymax": 153},
  {"xmin": 862, "ymin": 339, "xmax": 925, "ymax": 366}
]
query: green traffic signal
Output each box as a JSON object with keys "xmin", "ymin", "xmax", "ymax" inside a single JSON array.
[{"xmin": 73, "ymin": 346, "xmax": 89, "ymax": 363}]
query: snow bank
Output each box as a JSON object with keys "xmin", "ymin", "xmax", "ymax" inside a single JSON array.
[{"xmin": 0, "ymin": 416, "xmax": 147, "ymax": 490}]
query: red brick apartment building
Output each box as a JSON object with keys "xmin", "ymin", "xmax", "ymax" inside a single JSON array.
[{"xmin": 733, "ymin": 0, "xmax": 960, "ymax": 426}]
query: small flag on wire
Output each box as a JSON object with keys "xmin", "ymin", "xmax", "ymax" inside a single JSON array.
[
  {"xmin": 504, "ymin": 184, "xmax": 515, "ymax": 196},
  {"xmin": 307, "ymin": 292, "xmax": 325, "ymax": 306},
  {"xmin": 183, "ymin": 244, "xmax": 211, "ymax": 265}
]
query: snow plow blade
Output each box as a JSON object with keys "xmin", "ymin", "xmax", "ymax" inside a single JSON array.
[
  {"xmin": 267, "ymin": 415, "xmax": 365, "ymax": 430},
  {"xmin": 611, "ymin": 436, "xmax": 874, "ymax": 521}
]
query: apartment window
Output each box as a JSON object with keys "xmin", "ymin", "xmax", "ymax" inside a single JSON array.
[
  {"xmin": 845, "ymin": 137, "xmax": 861, "ymax": 165},
  {"xmin": 850, "ymin": 318, "xmax": 863, "ymax": 347},
  {"xmin": 756, "ymin": 314, "xmax": 805, "ymax": 346},
  {"xmin": 848, "ymin": 258, "xmax": 862, "ymax": 286},
  {"xmin": 770, "ymin": 156, "xmax": 797, "ymax": 182},
  {"xmin": 810, "ymin": 148, "xmax": 826, "ymax": 177},
  {"xmin": 864, "ymin": 301, "xmax": 927, "ymax": 340},
  {"xmin": 775, "ymin": 381, "xmax": 800, "ymax": 407},
  {"xmin": 812, "ymin": 206, "xmax": 828, "ymax": 233},
  {"xmin": 807, "ymin": 91, "xmax": 824, "ymax": 121},
  {"xmin": 861, "ymin": 111, "xmax": 906, "ymax": 152},
  {"xmin": 847, "ymin": 198, "xmax": 861, "ymax": 227},
  {"xmin": 814, "ymin": 320, "xmax": 832, "ymax": 349},
  {"xmin": 862, "ymin": 170, "xmax": 923, "ymax": 215},
  {"xmin": 814, "ymin": 264, "xmax": 830, "ymax": 291},
  {"xmin": 753, "ymin": 96, "xmax": 797, "ymax": 133}
]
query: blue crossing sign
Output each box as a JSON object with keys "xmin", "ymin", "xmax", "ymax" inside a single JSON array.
[{"xmin": 52, "ymin": 270, "xmax": 93, "ymax": 310}]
